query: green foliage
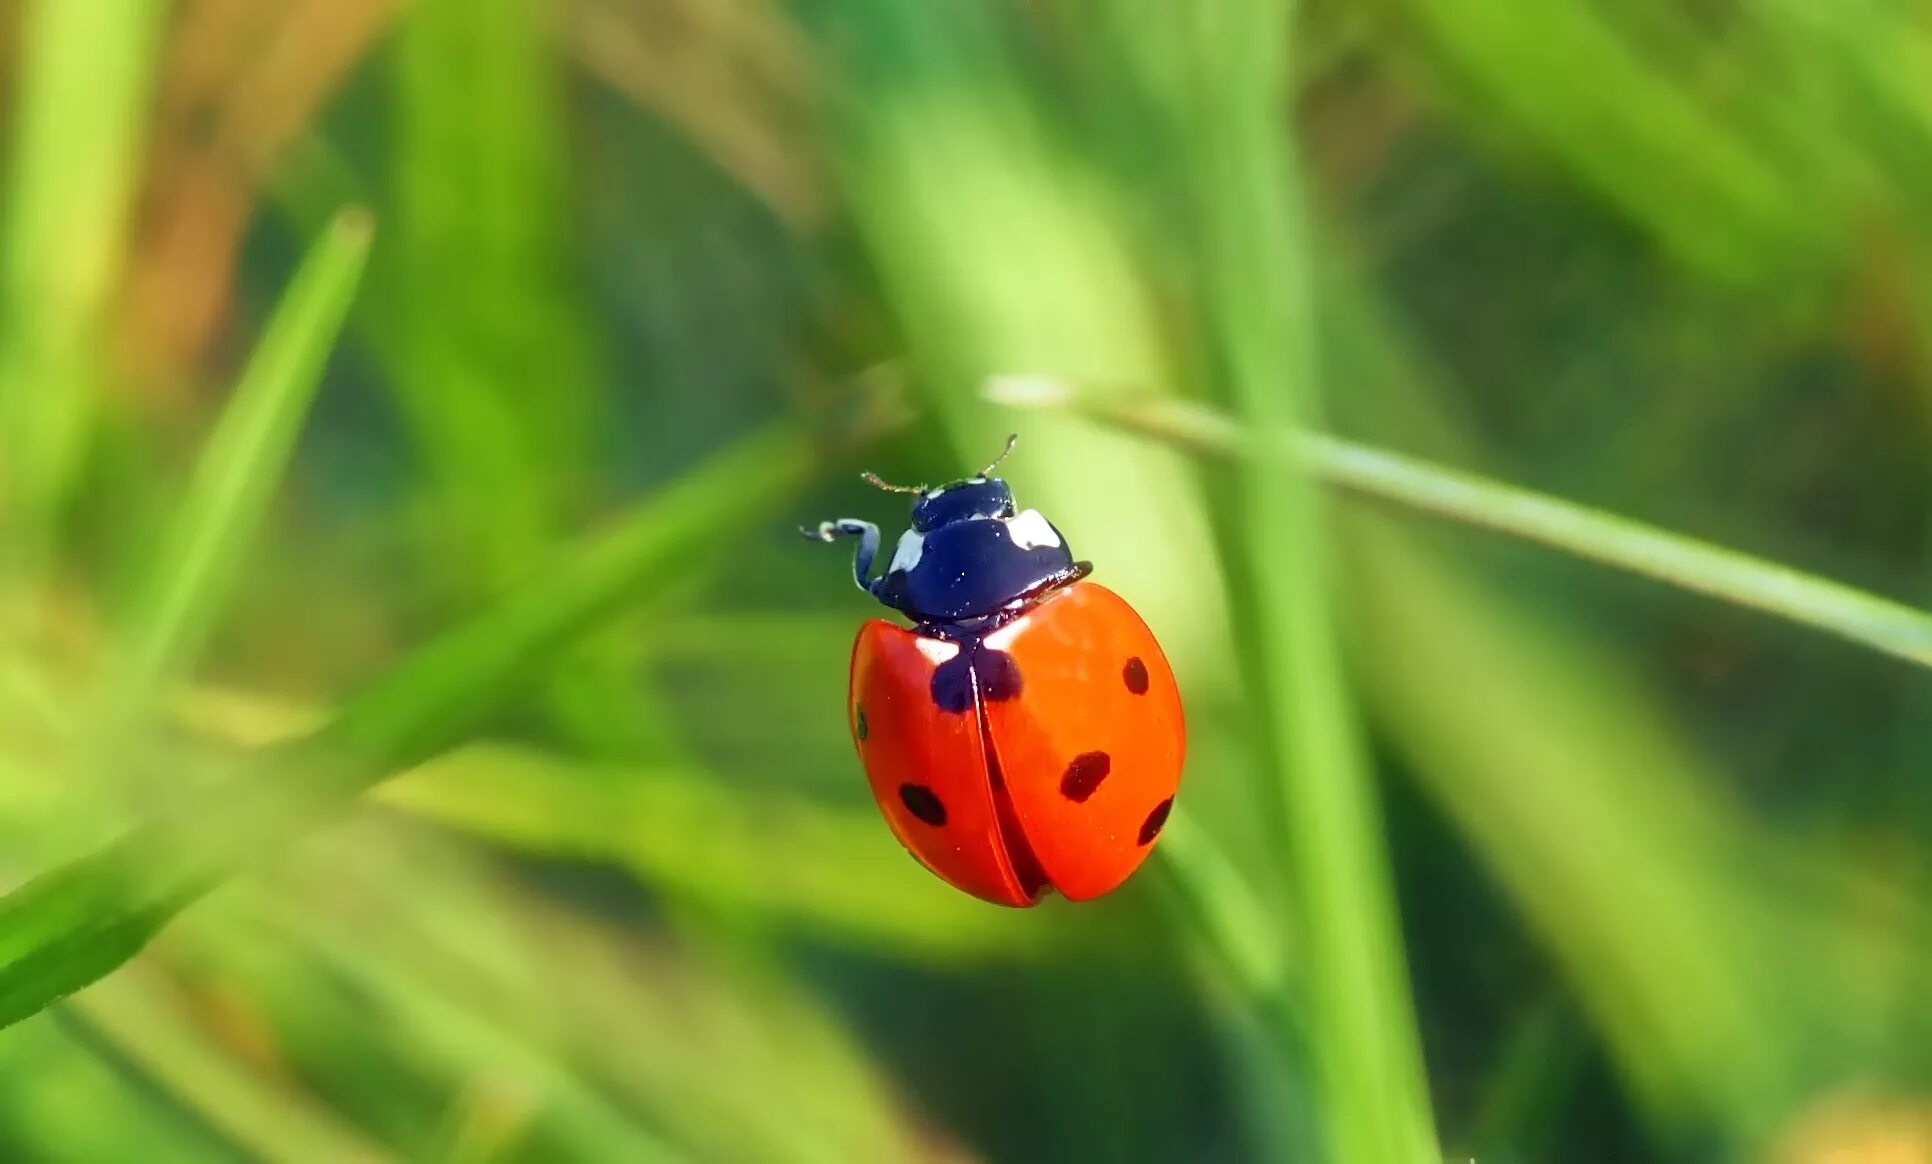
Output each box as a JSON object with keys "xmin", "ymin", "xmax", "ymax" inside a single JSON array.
[
  {"xmin": 4, "ymin": 1, "xmax": 1932, "ymax": 1161},
  {"xmin": 0, "ymin": 422, "xmax": 811, "ymax": 1030}
]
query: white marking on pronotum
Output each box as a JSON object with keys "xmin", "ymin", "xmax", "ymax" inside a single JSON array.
[
  {"xmin": 915, "ymin": 637, "xmax": 960, "ymax": 665},
  {"xmin": 983, "ymin": 617, "xmax": 1031, "ymax": 652},
  {"xmin": 1004, "ymin": 509, "xmax": 1061, "ymax": 550},
  {"xmin": 889, "ymin": 529, "xmax": 926, "ymax": 573}
]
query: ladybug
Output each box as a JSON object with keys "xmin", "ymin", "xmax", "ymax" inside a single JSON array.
[{"xmin": 804, "ymin": 436, "xmax": 1185, "ymax": 906}]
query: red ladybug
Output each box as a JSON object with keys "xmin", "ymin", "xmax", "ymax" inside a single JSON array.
[{"xmin": 804, "ymin": 436, "xmax": 1185, "ymax": 906}]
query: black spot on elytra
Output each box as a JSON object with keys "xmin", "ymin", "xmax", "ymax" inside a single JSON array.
[
  {"xmin": 976, "ymin": 647, "xmax": 1023, "ymax": 702},
  {"xmin": 1059, "ymin": 752, "xmax": 1111, "ymax": 802},
  {"xmin": 855, "ymin": 707, "xmax": 869, "ymax": 741},
  {"xmin": 1137, "ymin": 797, "xmax": 1173, "ymax": 845},
  {"xmin": 927, "ymin": 641, "xmax": 1024, "ymax": 712},
  {"xmin": 900, "ymin": 783, "xmax": 947, "ymax": 826},
  {"xmin": 1123, "ymin": 656, "xmax": 1150, "ymax": 695},
  {"xmin": 929, "ymin": 653, "xmax": 974, "ymax": 714}
]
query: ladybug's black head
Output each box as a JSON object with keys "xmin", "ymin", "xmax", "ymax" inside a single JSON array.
[
  {"xmin": 860, "ymin": 436, "xmax": 1089, "ymax": 626},
  {"xmin": 910, "ymin": 477, "xmax": 1014, "ymax": 532}
]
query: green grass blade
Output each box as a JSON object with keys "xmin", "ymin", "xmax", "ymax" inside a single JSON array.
[
  {"xmin": 0, "ymin": 425, "xmax": 812, "ymax": 1031},
  {"xmin": 992, "ymin": 383, "xmax": 1932, "ymax": 672},
  {"xmin": 102, "ymin": 209, "xmax": 374, "ymax": 738},
  {"xmin": 1182, "ymin": 1, "xmax": 1441, "ymax": 1159},
  {"xmin": 373, "ymin": 743, "xmax": 1040, "ymax": 964},
  {"xmin": 0, "ymin": 0, "xmax": 169, "ymax": 560},
  {"xmin": 1347, "ymin": 522, "xmax": 1789, "ymax": 1130},
  {"xmin": 387, "ymin": 0, "xmax": 601, "ymax": 594},
  {"xmin": 315, "ymin": 427, "xmax": 807, "ymax": 768},
  {"xmin": 1149, "ymin": 809, "xmax": 1294, "ymax": 1021},
  {"xmin": 214, "ymin": 872, "xmax": 687, "ymax": 1162},
  {"xmin": 1313, "ymin": 269, "xmax": 1811, "ymax": 1138},
  {"xmin": 995, "ymin": 383, "xmax": 1932, "ymax": 1134},
  {"xmin": 1390, "ymin": 0, "xmax": 1816, "ymax": 283},
  {"xmin": 0, "ymin": 1013, "xmax": 233, "ymax": 1160},
  {"xmin": 66, "ymin": 960, "xmax": 396, "ymax": 1164}
]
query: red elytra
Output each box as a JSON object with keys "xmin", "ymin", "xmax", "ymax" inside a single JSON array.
[
  {"xmin": 804, "ymin": 441, "xmax": 1186, "ymax": 906},
  {"xmin": 850, "ymin": 582, "xmax": 1184, "ymax": 905}
]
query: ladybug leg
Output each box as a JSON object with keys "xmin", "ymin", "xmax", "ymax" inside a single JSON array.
[{"xmin": 801, "ymin": 518, "xmax": 882, "ymax": 595}]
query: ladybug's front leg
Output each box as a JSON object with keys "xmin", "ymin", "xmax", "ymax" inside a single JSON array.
[{"xmin": 802, "ymin": 518, "xmax": 882, "ymax": 596}]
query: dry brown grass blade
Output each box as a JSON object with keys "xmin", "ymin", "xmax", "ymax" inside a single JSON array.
[{"xmin": 117, "ymin": 0, "xmax": 400, "ymax": 394}]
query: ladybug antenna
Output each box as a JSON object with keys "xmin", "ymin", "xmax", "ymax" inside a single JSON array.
[
  {"xmin": 860, "ymin": 470, "xmax": 925, "ymax": 495},
  {"xmin": 979, "ymin": 433, "xmax": 1019, "ymax": 477}
]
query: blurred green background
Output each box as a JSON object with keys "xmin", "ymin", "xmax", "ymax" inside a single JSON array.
[{"xmin": 4, "ymin": 0, "xmax": 1932, "ymax": 1161}]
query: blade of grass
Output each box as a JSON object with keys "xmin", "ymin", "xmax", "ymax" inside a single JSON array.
[
  {"xmin": 823, "ymin": 5, "xmax": 1337, "ymax": 1151},
  {"xmin": 1147, "ymin": 809, "xmax": 1296, "ymax": 1033},
  {"xmin": 1347, "ymin": 519, "xmax": 1789, "ymax": 1130},
  {"xmin": 424, "ymin": 1082, "xmax": 541, "ymax": 1164},
  {"xmin": 390, "ymin": 0, "xmax": 706, "ymax": 770},
  {"xmin": 1460, "ymin": 992, "xmax": 1588, "ymax": 1161},
  {"xmin": 1388, "ymin": 0, "xmax": 1818, "ymax": 284},
  {"xmin": 0, "ymin": 423, "xmax": 814, "ymax": 1031},
  {"xmin": 313, "ymin": 428, "xmax": 809, "ymax": 769},
  {"xmin": 1, "ymin": 1009, "xmax": 233, "ymax": 1161},
  {"xmin": 1182, "ymin": 1, "xmax": 1441, "ymax": 1159},
  {"xmin": 824, "ymin": 0, "xmax": 1233, "ymax": 692},
  {"xmin": 1318, "ymin": 272, "xmax": 1811, "ymax": 1138},
  {"xmin": 64, "ymin": 959, "xmax": 397, "ymax": 1164},
  {"xmin": 159, "ymin": 647, "xmax": 1045, "ymax": 963},
  {"xmin": 245, "ymin": 816, "xmax": 933, "ymax": 1162},
  {"xmin": 0, "ymin": 0, "xmax": 169, "ymax": 564},
  {"xmin": 823, "ymin": 5, "xmax": 1355, "ymax": 1155},
  {"xmin": 990, "ymin": 382, "xmax": 1932, "ymax": 672},
  {"xmin": 216, "ymin": 883, "xmax": 685, "ymax": 1163},
  {"xmin": 372, "ymin": 741, "xmax": 1045, "ymax": 964},
  {"xmin": 388, "ymin": 0, "xmax": 601, "ymax": 596},
  {"xmin": 996, "ymin": 381, "xmax": 1886, "ymax": 1132},
  {"xmin": 99, "ymin": 209, "xmax": 374, "ymax": 747}
]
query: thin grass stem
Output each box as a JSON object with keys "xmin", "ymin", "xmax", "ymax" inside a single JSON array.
[{"xmin": 990, "ymin": 382, "xmax": 1932, "ymax": 671}]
